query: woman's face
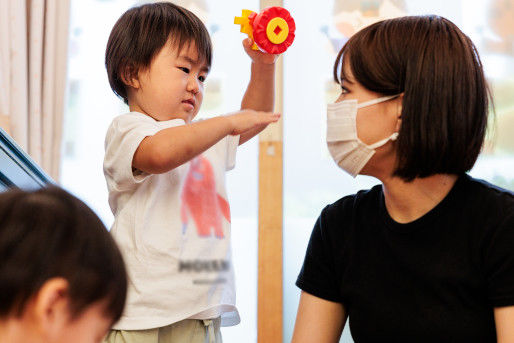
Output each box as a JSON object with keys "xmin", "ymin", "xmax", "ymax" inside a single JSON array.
[{"xmin": 335, "ymin": 61, "xmax": 402, "ymax": 177}]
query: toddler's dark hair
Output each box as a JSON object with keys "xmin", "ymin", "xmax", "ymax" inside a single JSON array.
[
  {"xmin": 106, "ymin": 2, "xmax": 212, "ymax": 104},
  {"xmin": 0, "ymin": 186, "xmax": 127, "ymax": 323}
]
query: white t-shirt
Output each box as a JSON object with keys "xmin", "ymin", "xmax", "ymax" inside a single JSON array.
[{"xmin": 103, "ymin": 112, "xmax": 240, "ymax": 330}]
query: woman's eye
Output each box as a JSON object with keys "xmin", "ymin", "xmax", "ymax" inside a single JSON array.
[
  {"xmin": 178, "ymin": 67, "xmax": 190, "ymax": 74},
  {"xmin": 198, "ymin": 75, "xmax": 206, "ymax": 82},
  {"xmin": 341, "ymin": 86, "xmax": 349, "ymax": 94}
]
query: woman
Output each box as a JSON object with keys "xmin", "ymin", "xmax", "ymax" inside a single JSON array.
[{"xmin": 292, "ymin": 15, "xmax": 514, "ymax": 342}]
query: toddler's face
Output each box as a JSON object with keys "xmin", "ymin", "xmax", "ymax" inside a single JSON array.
[
  {"xmin": 4, "ymin": 295, "xmax": 113, "ymax": 343},
  {"xmin": 133, "ymin": 40, "xmax": 209, "ymax": 122},
  {"xmin": 50, "ymin": 300, "xmax": 112, "ymax": 343}
]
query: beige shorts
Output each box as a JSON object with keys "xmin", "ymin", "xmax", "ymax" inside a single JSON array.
[{"xmin": 103, "ymin": 317, "xmax": 222, "ymax": 343}]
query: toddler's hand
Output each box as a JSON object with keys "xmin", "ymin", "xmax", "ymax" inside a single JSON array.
[
  {"xmin": 227, "ymin": 109, "xmax": 280, "ymax": 135},
  {"xmin": 243, "ymin": 38, "xmax": 279, "ymax": 65}
]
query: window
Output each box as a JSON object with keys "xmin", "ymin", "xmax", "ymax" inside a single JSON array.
[{"xmin": 62, "ymin": 1, "xmax": 514, "ymax": 342}]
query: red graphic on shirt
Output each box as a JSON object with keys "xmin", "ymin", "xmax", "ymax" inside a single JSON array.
[{"xmin": 180, "ymin": 156, "xmax": 230, "ymax": 239}]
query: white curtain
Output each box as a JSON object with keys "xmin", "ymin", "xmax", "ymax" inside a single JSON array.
[{"xmin": 0, "ymin": 0, "xmax": 70, "ymax": 180}]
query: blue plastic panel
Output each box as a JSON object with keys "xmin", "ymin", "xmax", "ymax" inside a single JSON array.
[{"xmin": 0, "ymin": 128, "xmax": 53, "ymax": 190}]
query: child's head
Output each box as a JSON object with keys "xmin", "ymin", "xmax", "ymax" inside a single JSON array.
[
  {"xmin": 333, "ymin": 15, "xmax": 491, "ymax": 181},
  {"xmin": 105, "ymin": 2, "xmax": 212, "ymax": 122},
  {"xmin": 0, "ymin": 186, "xmax": 127, "ymax": 343}
]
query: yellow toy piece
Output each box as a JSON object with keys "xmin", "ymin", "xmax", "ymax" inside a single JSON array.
[
  {"xmin": 234, "ymin": 9, "xmax": 259, "ymax": 50},
  {"xmin": 266, "ymin": 17, "xmax": 289, "ymax": 44}
]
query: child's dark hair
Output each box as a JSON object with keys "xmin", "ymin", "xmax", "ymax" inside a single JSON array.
[
  {"xmin": 334, "ymin": 15, "xmax": 491, "ymax": 181},
  {"xmin": 0, "ymin": 186, "xmax": 127, "ymax": 323},
  {"xmin": 105, "ymin": 2, "xmax": 212, "ymax": 104}
]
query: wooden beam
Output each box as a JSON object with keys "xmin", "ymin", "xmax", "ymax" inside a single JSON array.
[
  {"xmin": 258, "ymin": 0, "xmax": 283, "ymax": 342},
  {"xmin": 258, "ymin": 140, "xmax": 283, "ymax": 343}
]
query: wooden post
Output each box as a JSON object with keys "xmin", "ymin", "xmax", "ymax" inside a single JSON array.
[{"xmin": 258, "ymin": 0, "xmax": 283, "ymax": 342}]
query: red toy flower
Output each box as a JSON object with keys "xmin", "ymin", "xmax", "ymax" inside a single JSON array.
[{"xmin": 251, "ymin": 7, "xmax": 296, "ymax": 54}]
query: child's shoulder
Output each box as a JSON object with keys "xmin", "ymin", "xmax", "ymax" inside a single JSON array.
[
  {"xmin": 110, "ymin": 111, "xmax": 154, "ymax": 127},
  {"xmin": 106, "ymin": 112, "xmax": 157, "ymax": 135}
]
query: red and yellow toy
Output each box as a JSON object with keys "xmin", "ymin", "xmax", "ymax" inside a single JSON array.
[{"xmin": 234, "ymin": 6, "xmax": 296, "ymax": 54}]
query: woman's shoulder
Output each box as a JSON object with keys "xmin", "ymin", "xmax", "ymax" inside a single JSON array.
[
  {"xmin": 462, "ymin": 174, "xmax": 514, "ymax": 213},
  {"xmin": 321, "ymin": 185, "xmax": 382, "ymax": 223}
]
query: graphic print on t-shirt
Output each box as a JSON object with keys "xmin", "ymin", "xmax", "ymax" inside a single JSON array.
[{"xmin": 180, "ymin": 156, "xmax": 231, "ymax": 238}]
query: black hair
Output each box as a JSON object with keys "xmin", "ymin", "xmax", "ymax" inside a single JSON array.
[
  {"xmin": 0, "ymin": 186, "xmax": 127, "ymax": 323},
  {"xmin": 105, "ymin": 1, "xmax": 212, "ymax": 104},
  {"xmin": 334, "ymin": 15, "xmax": 491, "ymax": 181}
]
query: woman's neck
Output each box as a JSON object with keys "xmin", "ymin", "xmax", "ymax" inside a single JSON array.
[{"xmin": 381, "ymin": 174, "xmax": 459, "ymax": 224}]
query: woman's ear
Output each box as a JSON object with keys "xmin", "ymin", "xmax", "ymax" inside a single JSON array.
[
  {"xmin": 395, "ymin": 116, "xmax": 402, "ymax": 132},
  {"xmin": 396, "ymin": 93, "xmax": 404, "ymax": 131},
  {"xmin": 120, "ymin": 63, "xmax": 140, "ymax": 89},
  {"xmin": 32, "ymin": 278, "xmax": 71, "ymax": 339}
]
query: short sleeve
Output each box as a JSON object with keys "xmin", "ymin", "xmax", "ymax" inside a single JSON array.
[
  {"xmin": 225, "ymin": 135, "xmax": 240, "ymax": 171},
  {"xmin": 484, "ymin": 212, "xmax": 514, "ymax": 307},
  {"xmin": 296, "ymin": 207, "xmax": 342, "ymax": 303},
  {"xmin": 103, "ymin": 113, "xmax": 183, "ymax": 190}
]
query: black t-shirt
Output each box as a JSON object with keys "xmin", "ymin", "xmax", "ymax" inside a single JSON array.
[{"xmin": 296, "ymin": 174, "xmax": 514, "ymax": 343}]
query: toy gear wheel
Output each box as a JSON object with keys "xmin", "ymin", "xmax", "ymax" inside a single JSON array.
[{"xmin": 252, "ymin": 7, "xmax": 296, "ymax": 54}]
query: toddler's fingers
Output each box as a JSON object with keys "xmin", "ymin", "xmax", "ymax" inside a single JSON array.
[
  {"xmin": 242, "ymin": 38, "xmax": 253, "ymax": 49},
  {"xmin": 260, "ymin": 112, "xmax": 281, "ymax": 123}
]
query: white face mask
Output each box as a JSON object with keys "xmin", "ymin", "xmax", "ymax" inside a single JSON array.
[{"xmin": 326, "ymin": 95, "xmax": 400, "ymax": 177}]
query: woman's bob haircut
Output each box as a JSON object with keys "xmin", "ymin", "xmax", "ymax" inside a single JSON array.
[{"xmin": 334, "ymin": 15, "xmax": 491, "ymax": 181}]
